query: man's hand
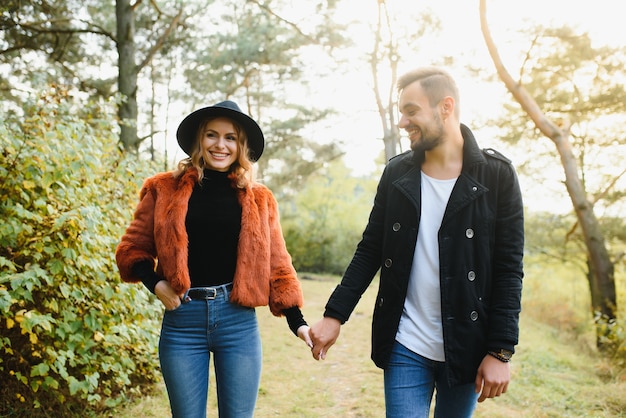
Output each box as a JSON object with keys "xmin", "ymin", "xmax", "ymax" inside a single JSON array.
[
  {"xmin": 475, "ymin": 354, "xmax": 511, "ymax": 402},
  {"xmin": 309, "ymin": 317, "xmax": 341, "ymax": 360}
]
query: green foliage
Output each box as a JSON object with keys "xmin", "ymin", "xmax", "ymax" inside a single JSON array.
[
  {"xmin": 524, "ymin": 212, "xmax": 626, "ymax": 371},
  {"xmin": 523, "ymin": 211, "xmax": 586, "ymax": 268},
  {"xmin": 280, "ymin": 160, "xmax": 378, "ymax": 275},
  {"xmin": 0, "ymin": 87, "xmax": 162, "ymax": 416},
  {"xmin": 596, "ymin": 315, "xmax": 626, "ymax": 369}
]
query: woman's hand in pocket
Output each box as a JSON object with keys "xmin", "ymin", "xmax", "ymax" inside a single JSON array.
[{"xmin": 155, "ymin": 280, "xmax": 182, "ymax": 310}]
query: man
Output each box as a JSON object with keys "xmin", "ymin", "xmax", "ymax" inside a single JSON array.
[{"xmin": 309, "ymin": 66, "xmax": 524, "ymax": 417}]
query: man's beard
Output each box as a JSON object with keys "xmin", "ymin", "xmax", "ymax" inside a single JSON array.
[
  {"xmin": 410, "ymin": 135, "xmax": 442, "ymax": 153},
  {"xmin": 409, "ymin": 115, "xmax": 444, "ymax": 153}
]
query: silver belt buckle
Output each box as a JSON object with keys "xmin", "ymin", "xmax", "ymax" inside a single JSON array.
[{"xmin": 206, "ymin": 288, "xmax": 218, "ymax": 299}]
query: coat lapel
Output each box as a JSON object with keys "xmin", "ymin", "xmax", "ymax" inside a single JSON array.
[
  {"xmin": 443, "ymin": 125, "xmax": 489, "ymax": 222},
  {"xmin": 393, "ymin": 165, "xmax": 422, "ymax": 215}
]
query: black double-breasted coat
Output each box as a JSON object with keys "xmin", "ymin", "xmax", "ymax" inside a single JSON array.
[{"xmin": 324, "ymin": 124, "xmax": 524, "ymax": 387}]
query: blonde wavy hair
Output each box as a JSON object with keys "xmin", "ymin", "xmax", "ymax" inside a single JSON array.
[{"xmin": 174, "ymin": 117, "xmax": 254, "ymax": 188}]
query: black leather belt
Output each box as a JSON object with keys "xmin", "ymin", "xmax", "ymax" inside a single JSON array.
[{"xmin": 185, "ymin": 283, "xmax": 232, "ymax": 301}]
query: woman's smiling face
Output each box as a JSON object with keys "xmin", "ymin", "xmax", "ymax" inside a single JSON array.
[{"xmin": 200, "ymin": 117, "xmax": 240, "ymax": 172}]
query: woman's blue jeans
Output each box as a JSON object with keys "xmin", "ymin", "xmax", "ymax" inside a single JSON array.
[
  {"xmin": 384, "ymin": 341, "xmax": 479, "ymax": 418},
  {"xmin": 158, "ymin": 286, "xmax": 262, "ymax": 418}
]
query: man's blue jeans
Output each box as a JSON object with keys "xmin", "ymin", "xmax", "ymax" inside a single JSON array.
[
  {"xmin": 384, "ymin": 341, "xmax": 479, "ymax": 418},
  {"xmin": 158, "ymin": 286, "xmax": 262, "ymax": 418}
]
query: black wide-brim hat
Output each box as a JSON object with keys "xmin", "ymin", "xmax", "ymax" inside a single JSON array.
[{"xmin": 176, "ymin": 100, "xmax": 265, "ymax": 161}]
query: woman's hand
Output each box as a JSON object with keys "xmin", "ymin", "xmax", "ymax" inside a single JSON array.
[
  {"xmin": 297, "ymin": 325, "xmax": 313, "ymax": 348},
  {"xmin": 154, "ymin": 280, "xmax": 182, "ymax": 310}
]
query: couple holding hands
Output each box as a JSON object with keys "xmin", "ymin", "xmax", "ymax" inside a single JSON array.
[{"xmin": 116, "ymin": 66, "xmax": 524, "ymax": 418}]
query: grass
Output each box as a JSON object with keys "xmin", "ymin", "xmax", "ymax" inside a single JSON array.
[{"xmin": 113, "ymin": 266, "xmax": 626, "ymax": 417}]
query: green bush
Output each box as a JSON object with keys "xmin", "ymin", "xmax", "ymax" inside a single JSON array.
[
  {"xmin": 0, "ymin": 88, "xmax": 161, "ymax": 417},
  {"xmin": 281, "ymin": 160, "xmax": 378, "ymax": 275}
]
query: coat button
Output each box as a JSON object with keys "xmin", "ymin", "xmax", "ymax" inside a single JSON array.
[
  {"xmin": 470, "ymin": 311, "xmax": 478, "ymax": 321},
  {"xmin": 472, "ymin": 186, "xmax": 478, "ymax": 192},
  {"xmin": 384, "ymin": 259, "xmax": 393, "ymax": 268},
  {"xmin": 467, "ymin": 271, "xmax": 476, "ymax": 281},
  {"xmin": 378, "ymin": 298, "xmax": 384, "ymax": 307},
  {"xmin": 392, "ymin": 222, "xmax": 401, "ymax": 231},
  {"xmin": 465, "ymin": 228, "xmax": 474, "ymax": 238}
]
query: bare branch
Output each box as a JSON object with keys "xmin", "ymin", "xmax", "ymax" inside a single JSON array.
[
  {"xmin": 371, "ymin": 2, "xmax": 386, "ymax": 133},
  {"xmin": 10, "ymin": 18, "xmax": 115, "ymax": 41},
  {"xmin": 519, "ymin": 34, "xmax": 540, "ymax": 81},
  {"xmin": 136, "ymin": 9, "xmax": 183, "ymax": 72},
  {"xmin": 592, "ymin": 167, "xmax": 626, "ymax": 206},
  {"xmin": 0, "ymin": 44, "xmax": 34, "ymax": 55},
  {"xmin": 479, "ymin": 0, "xmax": 562, "ymax": 141},
  {"xmin": 130, "ymin": 0, "xmax": 144, "ymax": 12},
  {"xmin": 247, "ymin": 0, "xmax": 320, "ymax": 45},
  {"xmin": 77, "ymin": 19, "xmax": 116, "ymax": 42},
  {"xmin": 149, "ymin": 0, "xmax": 164, "ymax": 16}
]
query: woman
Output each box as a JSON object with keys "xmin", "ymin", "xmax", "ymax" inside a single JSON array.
[{"xmin": 116, "ymin": 100, "xmax": 311, "ymax": 418}]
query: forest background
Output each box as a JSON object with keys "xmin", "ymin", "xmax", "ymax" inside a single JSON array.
[{"xmin": 1, "ymin": 0, "xmax": 625, "ymax": 416}]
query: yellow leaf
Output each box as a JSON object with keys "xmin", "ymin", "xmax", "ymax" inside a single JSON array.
[
  {"xmin": 14, "ymin": 309, "xmax": 26, "ymax": 323},
  {"xmin": 29, "ymin": 333, "xmax": 38, "ymax": 344},
  {"xmin": 6, "ymin": 318, "xmax": 14, "ymax": 329}
]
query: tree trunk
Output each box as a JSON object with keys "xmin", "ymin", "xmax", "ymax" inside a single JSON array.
[
  {"xmin": 587, "ymin": 259, "xmax": 617, "ymax": 350},
  {"xmin": 116, "ymin": 0, "xmax": 140, "ymax": 152},
  {"xmin": 552, "ymin": 127, "xmax": 616, "ymax": 334},
  {"xmin": 371, "ymin": 0, "xmax": 401, "ymax": 162},
  {"xmin": 382, "ymin": 130, "xmax": 400, "ymax": 162},
  {"xmin": 478, "ymin": 0, "xmax": 616, "ymax": 349}
]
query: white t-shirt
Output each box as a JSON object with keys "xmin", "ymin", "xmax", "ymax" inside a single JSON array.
[{"xmin": 395, "ymin": 171, "xmax": 457, "ymax": 362}]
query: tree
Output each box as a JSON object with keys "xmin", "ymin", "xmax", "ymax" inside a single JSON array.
[
  {"xmin": 115, "ymin": 0, "xmax": 182, "ymax": 152},
  {"xmin": 479, "ymin": 0, "xmax": 625, "ymax": 348},
  {"xmin": 0, "ymin": 0, "xmax": 183, "ymax": 151},
  {"xmin": 370, "ymin": 0, "xmax": 400, "ymax": 161},
  {"xmin": 0, "ymin": 1, "xmax": 116, "ymax": 104},
  {"xmin": 368, "ymin": 1, "xmax": 440, "ymax": 161},
  {"xmin": 2, "ymin": 1, "xmax": 350, "ymax": 183}
]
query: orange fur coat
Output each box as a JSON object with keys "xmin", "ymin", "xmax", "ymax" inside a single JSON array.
[{"xmin": 115, "ymin": 168, "xmax": 303, "ymax": 316}]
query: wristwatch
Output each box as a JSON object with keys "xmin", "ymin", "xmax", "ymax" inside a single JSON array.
[{"xmin": 487, "ymin": 349, "xmax": 513, "ymax": 362}]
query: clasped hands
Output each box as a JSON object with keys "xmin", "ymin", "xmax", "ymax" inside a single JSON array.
[{"xmin": 296, "ymin": 317, "xmax": 341, "ymax": 360}]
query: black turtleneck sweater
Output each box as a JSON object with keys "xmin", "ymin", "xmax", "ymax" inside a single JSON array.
[
  {"xmin": 186, "ymin": 169, "xmax": 241, "ymax": 286},
  {"xmin": 131, "ymin": 169, "xmax": 306, "ymax": 335}
]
